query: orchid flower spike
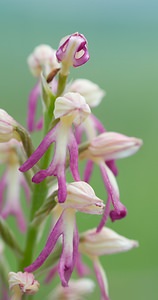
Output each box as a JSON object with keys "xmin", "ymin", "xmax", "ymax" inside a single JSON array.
[
  {"xmin": 25, "ymin": 181, "xmax": 104, "ymax": 287},
  {"xmin": 79, "ymin": 227, "xmax": 138, "ymax": 300},
  {"xmin": 8, "ymin": 272, "xmax": 39, "ymax": 300},
  {"xmin": 56, "ymin": 32, "xmax": 90, "ymax": 75},
  {"xmin": 80, "ymin": 132, "xmax": 143, "ymax": 229},
  {"xmin": 48, "ymin": 278, "xmax": 95, "ymax": 300},
  {"xmin": 20, "ymin": 92, "xmax": 91, "ymax": 202},
  {"xmin": 0, "ymin": 140, "xmax": 30, "ymax": 232}
]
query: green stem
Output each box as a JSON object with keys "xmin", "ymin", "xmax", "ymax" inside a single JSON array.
[{"xmin": 56, "ymin": 73, "xmax": 67, "ymax": 97}]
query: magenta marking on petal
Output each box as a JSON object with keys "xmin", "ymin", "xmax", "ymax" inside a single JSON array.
[
  {"xmin": 27, "ymin": 81, "xmax": 41, "ymax": 132},
  {"xmin": 83, "ymin": 160, "xmax": 94, "ymax": 183},
  {"xmin": 96, "ymin": 196, "xmax": 111, "ymax": 233},
  {"xmin": 106, "ymin": 160, "xmax": 118, "ymax": 176},
  {"xmin": 25, "ymin": 213, "xmax": 64, "ymax": 272},
  {"xmin": 19, "ymin": 126, "xmax": 57, "ymax": 172},
  {"xmin": 68, "ymin": 132, "xmax": 80, "ymax": 181}
]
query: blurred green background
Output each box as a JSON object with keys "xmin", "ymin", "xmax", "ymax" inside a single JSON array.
[{"xmin": 0, "ymin": 0, "xmax": 158, "ymax": 299}]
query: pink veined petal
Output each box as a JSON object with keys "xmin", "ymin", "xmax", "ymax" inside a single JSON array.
[
  {"xmin": 68, "ymin": 131, "xmax": 80, "ymax": 181},
  {"xmin": 59, "ymin": 221, "xmax": 79, "ymax": 287},
  {"xmin": 93, "ymin": 258, "xmax": 109, "ymax": 300},
  {"xmin": 57, "ymin": 165, "xmax": 67, "ymax": 203},
  {"xmin": 25, "ymin": 212, "xmax": 64, "ymax": 272},
  {"xmin": 19, "ymin": 125, "xmax": 57, "ymax": 172},
  {"xmin": 27, "ymin": 81, "xmax": 41, "ymax": 132},
  {"xmin": 99, "ymin": 162, "xmax": 127, "ymax": 222},
  {"xmin": 83, "ymin": 160, "xmax": 94, "ymax": 183},
  {"xmin": 45, "ymin": 264, "xmax": 58, "ymax": 284},
  {"xmin": 96, "ymin": 195, "xmax": 111, "ymax": 233}
]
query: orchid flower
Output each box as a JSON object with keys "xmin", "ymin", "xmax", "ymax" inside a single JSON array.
[
  {"xmin": 27, "ymin": 44, "xmax": 60, "ymax": 132},
  {"xmin": 80, "ymin": 132, "xmax": 142, "ymax": 229},
  {"xmin": 8, "ymin": 271, "xmax": 39, "ymax": 300},
  {"xmin": 25, "ymin": 181, "xmax": 105, "ymax": 287},
  {"xmin": 79, "ymin": 227, "xmax": 138, "ymax": 300},
  {"xmin": 56, "ymin": 32, "xmax": 90, "ymax": 76},
  {"xmin": 0, "ymin": 140, "xmax": 30, "ymax": 232},
  {"xmin": 20, "ymin": 92, "xmax": 91, "ymax": 203}
]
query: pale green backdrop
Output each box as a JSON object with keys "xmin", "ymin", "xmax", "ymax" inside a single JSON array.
[{"xmin": 0, "ymin": 0, "xmax": 158, "ymax": 299}]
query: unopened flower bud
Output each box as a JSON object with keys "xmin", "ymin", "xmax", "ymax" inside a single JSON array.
[
  {"xmin": 27, "ymin": 44, "xmax": 60, "ymax": 77},
  {"xmin": 8, "ymin": 271, "xmax": 39, "ymax": 299},
  {"xmin": 54, "ymin": 92, "xmax": 91, "ymax": 125},
  {"xmin": 81, "ymin": 132, "xmax": 143, "ymax": 161},
  {"xmin": 79, "ymin": 227, "xmax": 138, "ymax": 257},
  {"xmin": 69, "ymin": 79, "xmax": 105, "ymax": 107},
  {"xmin": 56, "ymin": 32, "xmax": 90, "ymax": 75}
]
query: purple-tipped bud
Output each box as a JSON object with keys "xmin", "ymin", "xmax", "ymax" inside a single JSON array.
[{"xmin": 56, "ymin": 32, "xmax": 90, "ymax": 75}]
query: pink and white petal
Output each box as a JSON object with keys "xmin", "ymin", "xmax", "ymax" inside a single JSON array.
[{"xmin": 75, "ymin": 252, "xmax": 90, "ymax": 277}]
